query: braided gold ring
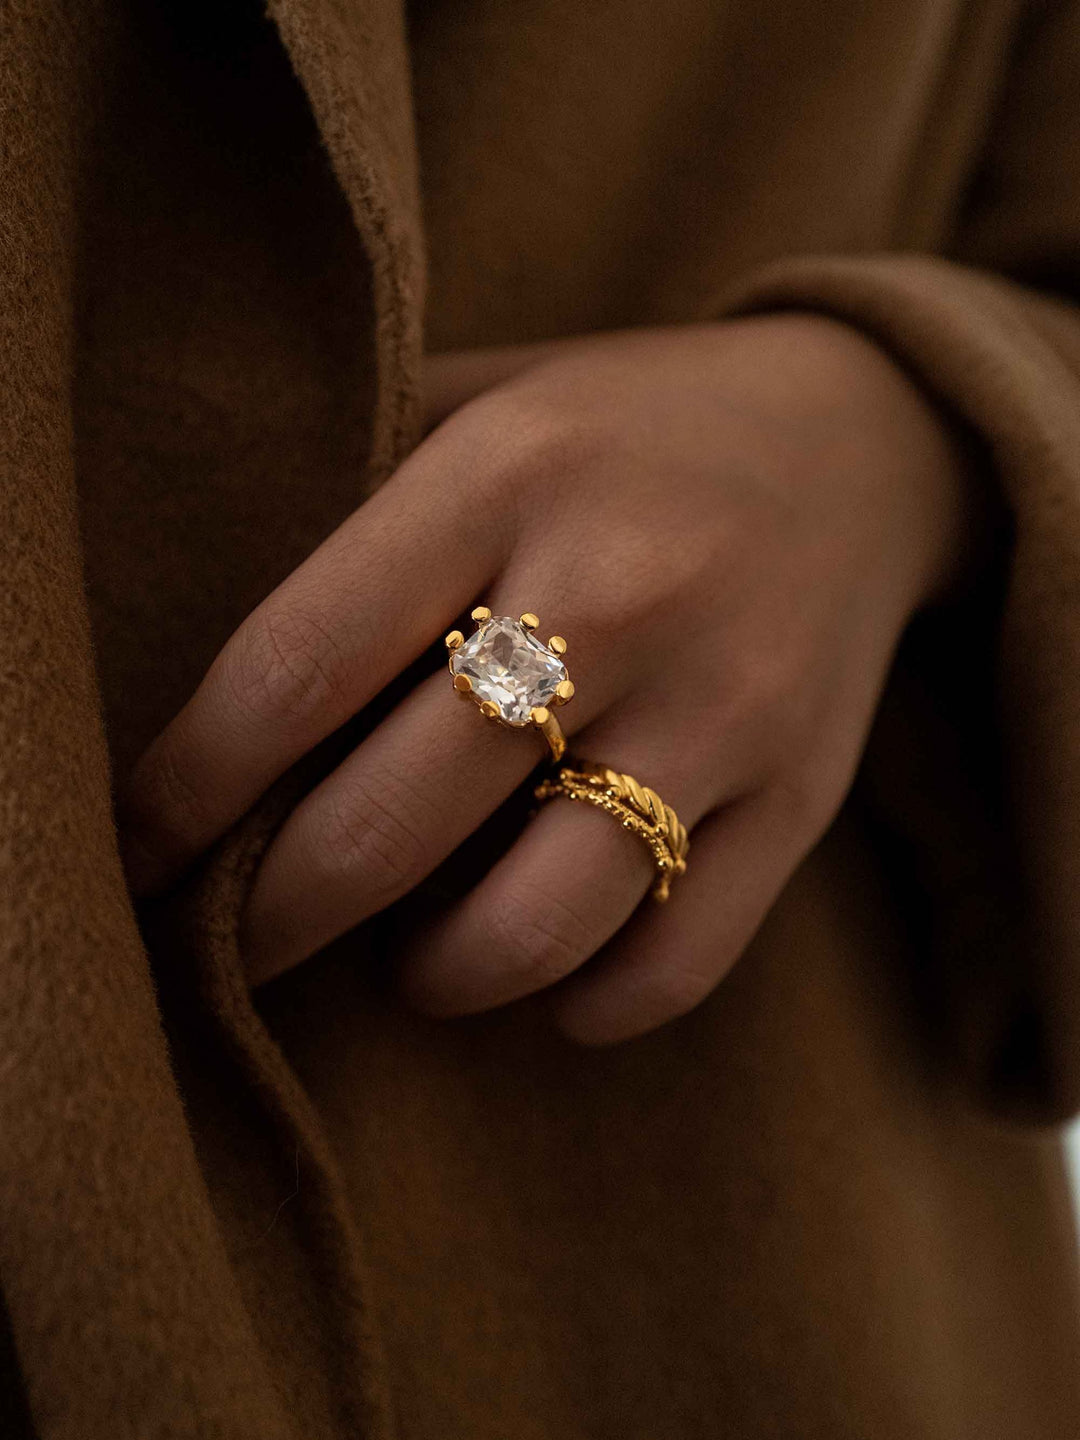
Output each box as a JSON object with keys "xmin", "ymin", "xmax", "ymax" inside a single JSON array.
[{"xmin": 534, "ymin": 761, "xmax": 690, "ymax": 901}]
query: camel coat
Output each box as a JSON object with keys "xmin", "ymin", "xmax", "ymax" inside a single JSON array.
[{"xmin": 2, "ymin": 0, "xmax": 1079, "ymax": 1434}]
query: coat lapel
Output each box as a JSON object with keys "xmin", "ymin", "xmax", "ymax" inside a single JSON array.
[{"xmin": 268, "ymin": 0, "xmax": 426, "ymax": 478}]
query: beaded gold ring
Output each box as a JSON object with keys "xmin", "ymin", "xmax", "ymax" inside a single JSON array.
[{"xmin": 534, "ymin": 761, "xmax": 690, "ymax": 901}]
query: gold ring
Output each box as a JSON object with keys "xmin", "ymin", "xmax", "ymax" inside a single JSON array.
[
  {"xmin": 534, "ymin": 761, "xmax": 690, "ymax": 901},
  {"xmin": 446, "ymin": 607, "xmax": 575, "ymax": 762}
]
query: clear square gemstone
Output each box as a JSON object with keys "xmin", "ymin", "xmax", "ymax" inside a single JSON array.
[{"xmin": 451, "ymin": 615, "xmax": 567, "ymax": 725}]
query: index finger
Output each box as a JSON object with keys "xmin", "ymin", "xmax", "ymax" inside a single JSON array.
[{"xmin": 118, "ymin": 418, "xmax": 512, "ymax": 895}]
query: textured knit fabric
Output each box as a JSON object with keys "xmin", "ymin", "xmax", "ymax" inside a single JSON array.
[{"xmin": 1, "ymin": 0, "xmax": 1078, "ymax": 1435}]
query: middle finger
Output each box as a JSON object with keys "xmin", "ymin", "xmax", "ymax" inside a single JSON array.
[
  {"xmin": 393, "ymin": 711, "xmax": 739, "ymax": 1018},
  {"xmin": 242, "ymin": 622, "xmax": 617, "ymax": 983}
]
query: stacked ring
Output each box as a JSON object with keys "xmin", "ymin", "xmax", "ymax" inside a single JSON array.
[
  {"xmin": 447, "ymin": 604, "xmax": 690, "ymax": 902},
  {"xmin": 534, "ymin": 761, "xmax": 690, "ymax": 901}
]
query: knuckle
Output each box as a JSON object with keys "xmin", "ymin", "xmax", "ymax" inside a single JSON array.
[
  {"xmin": 649, "ymin": 957, "xmax": 721, "ymax": 1019},
  {"xmin": 768, "ymin": 765, "xmax": 819, "ymax": 822},
  {"xmin": 487, "ymin": 884, "xmax": 592, "ymax": 988},
  {"xmin": 481, "ymin": 393, "xmax": 608, "ymax": 499},
  {"xmin": 225, "ymin": 604, "xmax": 352, "ymax": 728},
  {"xmin": 130, "ymin": 739, "xmax": 213, "ymax": 856},
  {"xmin": 560, "ymin": 514, "xmax": 721, "ymax": 643},
  {"xmin": 316, "ymin": 771, "xmax": 432, "ymax": 902},
  {"xmin": 152, "ymin": 744, "xmax": 210, "ymax": 834},
  {"xmin": 572, "ymin": 562, "xmax": 657, "ymax": 637},
  {"xmin": 526, "ymin": 408, "xmax": 607, "ymax": 478},
  {"xmin": 769, "ymin": 753, "xmax": 851, "ymax": 835},
  {"xmin": 741, "ymin": 645, "xmax": 801, "ymax": 718},
  {"xmin": 719, "ymin": 643, "xmax": 806, "ymax": 747},
  {"xmin": 553, "ymin": 542, "xmax": 682, "ymax": 646},
  {"xmin": 611, "ymin": 515, "xmax": 715, "ymax": 609}
]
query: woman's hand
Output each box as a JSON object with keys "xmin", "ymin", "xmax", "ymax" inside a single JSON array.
[{"xmin": 119, "ymin": 316, "xmax": 974, "ymax": 1043}]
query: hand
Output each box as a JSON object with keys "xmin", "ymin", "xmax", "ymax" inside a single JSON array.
[{"xmin": 119, "ymin": 316, "xmax": 974, "ymax": 1043}]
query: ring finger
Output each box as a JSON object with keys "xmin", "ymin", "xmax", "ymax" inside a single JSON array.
[{"xmin": 394, "ymin": 712, "xmax": 747, "ymax": 1018}]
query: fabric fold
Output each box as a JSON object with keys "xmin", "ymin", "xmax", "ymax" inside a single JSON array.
[
  {"xmin": 2, "ymin": 0, "xmax": 426, "ymax": 1433},
  {"xmin": 0, "ymin": 7, "xmax": 307, "ymax": 1434},
  {"xmin": 142, "ymin": 758, "xmax": 401, "ymax": 1440},
  {"xmin": 267, "ymin": 0, "xmax": 426, "ymax": 483},
  {"xmin": 716, "ymin": 252, "xmax": 1080, "ymax": 1120}
]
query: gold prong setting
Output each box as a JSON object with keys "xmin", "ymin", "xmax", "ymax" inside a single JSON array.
[{"xmin": 446, "ymin": 608, "xmax": 573, "ymax": 758}]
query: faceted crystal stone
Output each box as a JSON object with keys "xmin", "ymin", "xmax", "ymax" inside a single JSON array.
[{"xmin": 451, "ymin": 615, "xmax": 567, "ymax": 725}]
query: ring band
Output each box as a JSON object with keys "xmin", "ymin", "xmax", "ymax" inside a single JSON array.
[
  {"xmin": 534, "ymin": 761, "xmax": 690, "ymax": 901},
  {"xmin": 446, "ymin": 607, "xmax": 574, "ymax": 762}
]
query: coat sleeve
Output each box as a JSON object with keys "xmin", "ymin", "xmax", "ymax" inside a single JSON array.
[{"xmin": 713, "ymin": 0, "xmax": 1080, "ymax": 1124}]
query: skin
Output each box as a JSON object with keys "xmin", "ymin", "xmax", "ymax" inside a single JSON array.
[{"xmin": 118, "ymin": 314, "xmax": 977, "ymax": 1044}]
